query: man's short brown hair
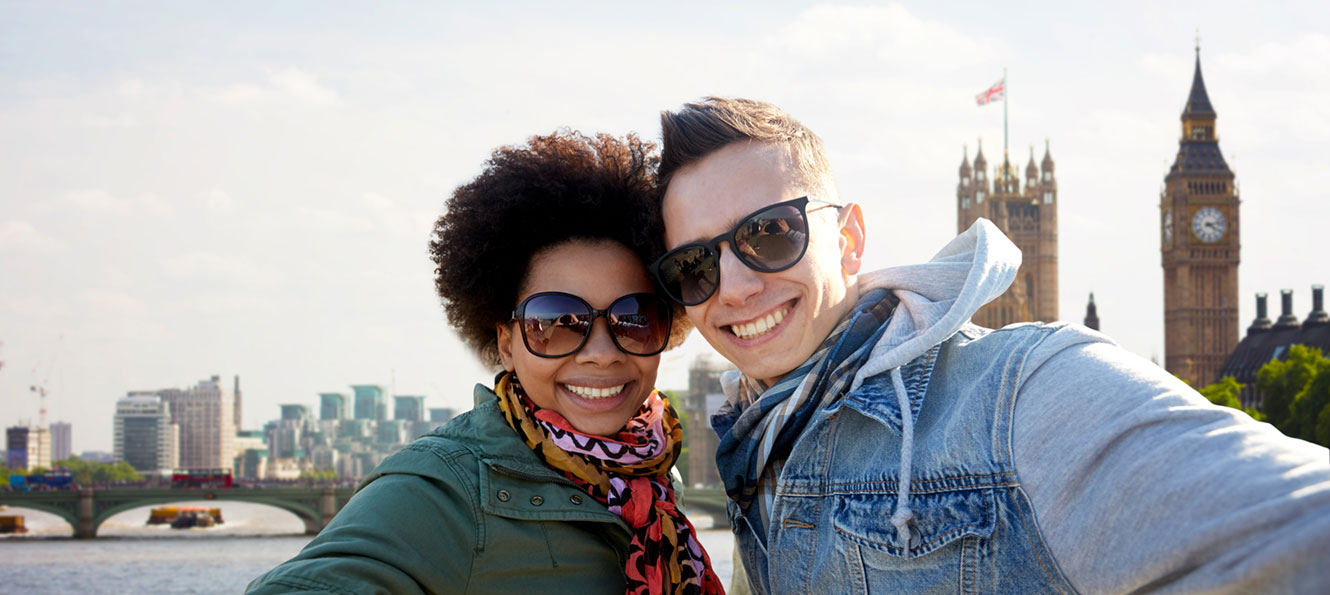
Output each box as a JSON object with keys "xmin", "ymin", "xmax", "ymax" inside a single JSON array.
[{"xmin": 658, "ymin": 96, "xmax": 836, "ymax": 200}]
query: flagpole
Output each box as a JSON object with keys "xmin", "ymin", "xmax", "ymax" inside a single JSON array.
[{"xmin": 1003, "ymin": 67, "xmax": 1009, "ymax": 159}]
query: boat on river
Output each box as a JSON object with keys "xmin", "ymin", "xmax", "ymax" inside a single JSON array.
[
  {"xmin": 147, "ymin": 506, "xmax": 225, "ymax": 527},
  {"xmin": 0, "ymin": 515, "xmax": 28, "ymax": 534}
]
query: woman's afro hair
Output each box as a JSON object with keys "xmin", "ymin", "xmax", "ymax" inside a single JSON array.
[{"xmin": 429, "ymin": 130, "xmax": 689, "ymax": 368}]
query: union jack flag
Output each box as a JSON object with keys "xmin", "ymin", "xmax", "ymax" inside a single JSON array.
[{"xmin": 976, "ymin": 78, "xmax": 1005, "ymax": 106}]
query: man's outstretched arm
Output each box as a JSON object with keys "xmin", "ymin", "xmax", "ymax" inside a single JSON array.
[{"xmin": 1013, "ymin": 326, "xmax": 1330, "ymax": 594}]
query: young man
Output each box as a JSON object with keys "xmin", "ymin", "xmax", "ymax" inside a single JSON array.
[{"xmin": 653, "ymin": 97, "xmax": 1330, "ymax": 594}]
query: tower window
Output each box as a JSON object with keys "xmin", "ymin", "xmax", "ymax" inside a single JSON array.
[
  {"xmin": 977, "ymin": 191, "xmax": 985, "ymax": 203},
  {"xmin": 962, "ymin": 177, "xmax": 969, "ymax": 186},
  {"xmin": 1043, "ymin": 192, "xmax": 1053, "ymax": 204},
  {"xmin": 1043, "ymin": 172, "xmax": 1051, "ymax": 182},
  {"xmin": 977, "ymin": 171, "xmax": 985, "ymax": 182},
  {"xmin": 962, "ymin": 197, "xmax": 971, "ymax": 208},
  {"xmin": 1191, "ymin": 126, "xmax": 1209, "ymax": 140}
]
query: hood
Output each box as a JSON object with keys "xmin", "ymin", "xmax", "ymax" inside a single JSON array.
[{"xmin": 849, "ymin": 217, "xmax": 1020, "ymax": 391}]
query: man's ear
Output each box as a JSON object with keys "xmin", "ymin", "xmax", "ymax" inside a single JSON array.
[
  {"xmin": 838, "ymin": 203, "xmax": 866, "ymax": 276},
  {"xmin": 496, "ymin": 323, "xmax": 517, "ymax": 372}
]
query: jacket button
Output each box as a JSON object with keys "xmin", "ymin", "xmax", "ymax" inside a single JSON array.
[
  {"xmin": 570, "ymin": 494, "xmax": 583, "ymax": 505},
  {"xmin": 496, "ymin": 490, "xmax": 510, "ymax": 502},
  {"xmin": 530, "ymin": 495, "xmax": 544, "ymax": 506}
]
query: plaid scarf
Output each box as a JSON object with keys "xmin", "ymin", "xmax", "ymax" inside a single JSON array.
[
  {"xmin": 495, "ymin": 372, "xmax": 724, "ymax": 595},
  {"xmin": 711, "ymin": 288, "xmax": 896, "ymax": 542}
]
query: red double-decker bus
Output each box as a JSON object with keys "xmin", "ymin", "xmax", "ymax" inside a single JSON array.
[{"xmin": 171, "ymin": 468, "xmax": 233, "ymax": 489}]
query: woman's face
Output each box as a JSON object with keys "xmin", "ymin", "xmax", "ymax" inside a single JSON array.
[{"xmin": 497, "ymin": 240, "xmax": 663, "ymax": 436}]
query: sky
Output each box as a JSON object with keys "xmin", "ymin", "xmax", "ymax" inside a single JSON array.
[{"xmin": 2, "ymin": 1, "xmax": 1327, "ymax": 453}]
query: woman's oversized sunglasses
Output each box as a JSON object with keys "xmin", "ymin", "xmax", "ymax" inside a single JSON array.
[
  {"xmin": 509, "ymin": 292, "xmax": 673, "ymax": 358},
  {"xmin": 650, "ymin": 196, "xmax": 842, "ymax": 306}
]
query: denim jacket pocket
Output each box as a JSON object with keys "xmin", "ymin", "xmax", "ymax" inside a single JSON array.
[
  {"xmin": 830, "ymin": 488, "xmax": 997, "ymax": 593},
  {"xmin": 832, "ymin": 487, "xmax": 996, "ymax": 557}
]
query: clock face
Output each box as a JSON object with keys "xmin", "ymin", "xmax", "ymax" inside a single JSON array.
[
  {"xmin": 1192, "ymin": 207, "xmax": 1226, "ymax": 243},
  {"xmin": 1163, "ymin": 208, "xmax": 1173, "ymax": 245}
]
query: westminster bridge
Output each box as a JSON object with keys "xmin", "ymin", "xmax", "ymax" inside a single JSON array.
[
  {"xmin": 0, "ymin": 486, "xmax": 356, "ymax": 538},
  {"xmin": 0, "ymin": 486, "xmax": 730, "ymax": 539}
]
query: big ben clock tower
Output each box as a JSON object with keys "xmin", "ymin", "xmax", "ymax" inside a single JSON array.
[{"xmin": 1161, "ymin": 45, "xmax": 1240, "ymax": 387}]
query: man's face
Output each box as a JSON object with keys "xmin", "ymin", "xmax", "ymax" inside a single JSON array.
[{"xmin": 662, "ymin": 141, "xmax": 862, "ymax": 385}]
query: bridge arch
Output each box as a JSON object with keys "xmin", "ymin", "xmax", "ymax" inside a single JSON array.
[
  {"xmin": 0, "ymin": 487, "xmax": 355, "ymax": 538},
  {"xmin": 0, "ymin": 501, "xmax": 80, "ymax": 535},
  {"xmin": 93, "ymin": 494, "xmax": 324, "ymax": 535}
]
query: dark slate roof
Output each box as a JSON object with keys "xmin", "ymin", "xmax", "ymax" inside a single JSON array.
[
  {"xmin": 1184, "ymin": 54, "xmax": 1215, "ymax": 116},
  {"xmin": 1219, "ymin": 324, "xmax": 1330, "ymax": 389},
  {"xmin": 1168, "ymin": 141, "xmax": 1231, "ymax": 176}
]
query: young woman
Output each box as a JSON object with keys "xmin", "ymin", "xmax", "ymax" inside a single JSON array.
[{"xmin": 248, "ymin": 131, "xmax": 723, "ymax": 594}]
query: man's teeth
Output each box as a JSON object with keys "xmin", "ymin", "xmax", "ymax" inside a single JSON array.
[
  {"xmin": 730, "ymin": 307, "xmax": 788, "ymax": 340},
  {"xmin": 564, "ymin": 383, "xmax": 626, "ymax": 399}
]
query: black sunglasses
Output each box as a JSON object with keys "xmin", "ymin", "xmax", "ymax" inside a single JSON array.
[
  {"xmin": 651, "ymin": 196, "xmax": 842, "ymax": 306},
  {"xmin": 509, "ymin": 292, "xmax": 673, "ymax": 358}
]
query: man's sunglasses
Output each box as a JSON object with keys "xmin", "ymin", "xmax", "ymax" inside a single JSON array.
[
  {"xmin": 509, "ymin": 292, "xmax": 673, "ymax": 358},
  {"xmin": 650, "ymin": 196, "xmax": 842, "ymax": 306}
]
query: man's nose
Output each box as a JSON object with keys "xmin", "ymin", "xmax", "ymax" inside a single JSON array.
[{"xmin": 714, "ymin": 244, "xmax": 763, "ymax": 307}]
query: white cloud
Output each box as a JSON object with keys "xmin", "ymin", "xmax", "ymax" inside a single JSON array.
[
  {"xmin": 204, "ymin": 68, "xmax": 339, "ymax": 106},
  {"xmin": 75, "ymin": 289, "xmax": 149, "ymax": 317},
  {"xmin": 203, "ymin": 188, "xmax": 235, "ymax": 213},
  {"xmin": 0, "ymin": 220, "xmax": 63, "ymax": 251},
  {"xmin": 269, "ymin": 69, "xmax": 340, "ymax": 106},
  {"xmin": 160, "ymin": 251, "xmax": 283, "ymax": 286},
  {"xmin": 773, "ymin": 4, "xmax": 999, "ymax": 70},
  {"xmin": 43, "ymin": 189, "xmax": 131, "ymax": 213},
  {"xmin": 211, "ymin": 82, "xmax": 267, "ymax": 105},
  {"xmin": 79, "ymin": 114, "xmax": 138, "ymax": 128},
  {"xmin": 294, "ymin": 206, "xmax": 376, "ymax": 232}
]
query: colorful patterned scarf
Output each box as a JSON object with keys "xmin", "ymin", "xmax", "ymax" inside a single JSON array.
[
  {"xmin": 711, "ymin": 288, "xmax": 896, "ymax": 543},
  {"xmin": 495, "ymin": 372, "xmax": 724, "ymax": 595}
]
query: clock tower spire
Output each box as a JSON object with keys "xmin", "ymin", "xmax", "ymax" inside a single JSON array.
[{"xmin": 1161, "ymin": 42, "xmax": 1241, "ymax": 387}]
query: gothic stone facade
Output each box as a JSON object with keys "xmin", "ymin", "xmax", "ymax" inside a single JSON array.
[{"xmin": 957, "ymin": 142, "xmax": 1059, "ymax": 328}]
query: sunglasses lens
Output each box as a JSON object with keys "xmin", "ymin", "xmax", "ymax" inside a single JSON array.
[
  {"xmin": 519, "ymin": 294, "xmax": 591, "ymax": 356},
  {"xmin": 657, "ymin": 245, "xmax": 719, "ymax": 305},
  {"xmin": 733, "ymin": 204, "xmax": 808, "ymax": 271},
  {"xmin": 608, "ymin": 294, "xmax": 671, "ymax": 355}
]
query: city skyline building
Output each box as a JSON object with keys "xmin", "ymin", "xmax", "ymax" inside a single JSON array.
[
  {"xmin": 428, "ymin": 408, "xmax": 455, "ymax": 424},
  {"xmin": 157, "ymin": 375, "xmax": 235, "ymax": 470},
  {"xmin": 681, "ymin": 355, "xmax": 730, "ymax": 488},
  {"xmin": 351, "ymin": 385, "xmax": 385, "ymax": 421},
  {"xmin": 6, "ymin": 425, "xmax": 50, "ymax": 471},
  {"xmin": 319, "ymin": 393, "xmax": 348, "ymax": 420},
  {"xmin": 394, "ymin": 395, "xmax": 425, "ymax": 422},
  {"xmin": 1084, "ymin": 293, "xmax": 1100, "ymax": 331},
  {"xmin": 233, "ymin": 375, "xmax": 243, "ymax": 432},
  {"xmin": 1161, "ymin": 46, "xmax": 1242, "ymax": 388},
  {"xmin": 112, "ymin": 393, "xmax": 178, "ymax": 474},
  {"xmin": 49, "ymin": 420, "xmax": 72, "ymax": 461}
]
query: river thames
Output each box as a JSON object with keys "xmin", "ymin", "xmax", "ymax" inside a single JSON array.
[{"xmin": 0, "ymin": 501, "xmax": 735, "ymax": 594}]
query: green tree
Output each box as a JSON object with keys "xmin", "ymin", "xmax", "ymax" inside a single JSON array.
[
  {"xmin": 1198, "ymin": 376, "xmax": 1265, "ymax": 422},
  {"xmin": 1256, "ymin": 345, "xmax": 1322, "ymax": 430},
  {"xmin": 1254, "ymin": 345, "xmax": 1330, "ymax": 447},
  {"xmin": 1288, "ymin": 363, "xmax": 1330, "ymax": 444},
  {"xmin": 52, "ymin": 456, "xmax": 141, "ymax": 483}
]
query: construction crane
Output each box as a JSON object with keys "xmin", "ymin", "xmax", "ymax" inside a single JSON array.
[{"xmin": 30, "ymin": 335, "xmax": 62, "ymax": 430}]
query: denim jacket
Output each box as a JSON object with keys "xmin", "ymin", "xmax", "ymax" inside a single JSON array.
[
  {"xmin": 722, "ymin": 219, "xmax": 1330, "ymax": 594},
  {"xmin": 727, "ymin": 322, "xmax": 1074, "ymax": 594}
]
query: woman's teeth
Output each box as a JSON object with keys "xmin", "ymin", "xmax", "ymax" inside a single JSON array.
[
  {"xmin": 730, "ymin": 307, "xmax": 788, "ymax": 340},
  {"xmin": 563, "ymin": 383, "xmax": 626, "ymax": 400}
]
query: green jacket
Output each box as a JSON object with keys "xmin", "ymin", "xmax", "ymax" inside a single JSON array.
[{"xmin": 247, "ymin": 385, "xmax": 635, "ymax": 594}]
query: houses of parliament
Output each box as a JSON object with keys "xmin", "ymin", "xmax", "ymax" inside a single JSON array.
[{"xmin": 955, "ymin": 47, "xmax": 1241, "ymax": 389}]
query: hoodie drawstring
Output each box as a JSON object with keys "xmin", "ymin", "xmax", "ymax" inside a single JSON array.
[{"xmin": 889, "ymin": 367, "xmax": 915, "ymax": 556}]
